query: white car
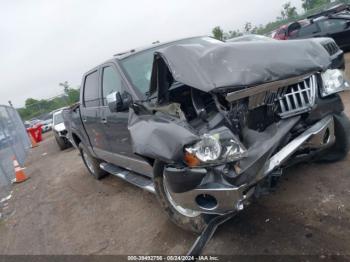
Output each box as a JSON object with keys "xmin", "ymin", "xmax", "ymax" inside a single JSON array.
[
  {"xmin": 52, "ymin": 110, "xmax": 71, "ymax": 150},
  {"xmin": 41, "ymin": 119, "xmax": 53, "ymax": 133}
]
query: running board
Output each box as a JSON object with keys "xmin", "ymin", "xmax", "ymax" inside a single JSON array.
[{"xmin": 100, "ymin": 163, "xmax": 155, "ymax": 194}]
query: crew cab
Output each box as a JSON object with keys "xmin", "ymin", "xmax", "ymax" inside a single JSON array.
[{"xmin": 63, "ymin": 36, "xmax": 350, "ymax": 233}]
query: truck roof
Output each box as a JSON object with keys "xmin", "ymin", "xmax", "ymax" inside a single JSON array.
[
  {"xmin": 84, "ymin": 36, "xmax": 219, "ymax": 76},
  {"xmin": 112, "ymin": 36, "xmax": 209, "ymax": 60}
]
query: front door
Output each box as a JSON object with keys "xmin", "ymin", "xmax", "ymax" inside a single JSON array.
[{"xmin": 99, "ymin": 64, "xmax": 153, "ymax": 176}]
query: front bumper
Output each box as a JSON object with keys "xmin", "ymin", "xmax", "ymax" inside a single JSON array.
[
  {"xmin": 164, "ymin": 115, "xmax": 336, "ymax": 215},
  {"xmin": 56, "ymin": 130, "xmax": 68, "ymax": 138}
]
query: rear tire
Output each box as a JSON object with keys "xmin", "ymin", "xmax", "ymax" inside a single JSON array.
[
  {"xmin": 318, "ymin": 113, "xmax": 350, "ymax": 162},
  {"xmin": 153, "ymin": 160, "xmax": 210, "ymax": 234},
  {"xmin": 79, "ymin": 143, "xmax": 108, "ymax": 180}
]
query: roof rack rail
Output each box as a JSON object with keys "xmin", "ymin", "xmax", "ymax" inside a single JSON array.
[
  {"xmin": 113, "ymin": 49, "xmax": 135, "ymax": 57},
  {"xmin": 307, "ymin": 3, "xmax": 350, "ymax": 20},
  {"xmin": 113, "ymin": 52, "xmax": 128, "ymax": 57}
]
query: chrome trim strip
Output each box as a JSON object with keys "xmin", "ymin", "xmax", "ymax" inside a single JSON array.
[
  {"xmin": 225, "ymin": 73, "xmax": 314, "ymax": 103},
  {"xmin": 164, "ymin": 181, "xmax": 248, "ymax": 215},
  {"xmin": 263, "ymin": 115, "xmax": 334, "ymax": 176},
  {"xmin": 165, "ymin": 116, "xmax": 335, "ymax": 214},
  {"xmin": 100, "ymin": 163, "xmax": 156, "ymax": 194},
  {"xmin": 278, "ymin": 74, "xmax": 317, "ymax": 118}
]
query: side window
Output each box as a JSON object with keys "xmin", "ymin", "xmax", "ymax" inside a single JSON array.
[
  {"xmin": 318, "ymin": 19, "xmax": 347, "ymax": 33},
  {"xmin": 102, "ymin": 66, "xmax": 123, "ymax": 104},
  {"xmin": 298, "ymin": 23, "xmax": 319, "ymax": 37},
  {"xmin": 83, "ymin": 71, "xmax": 100, "ymax": 107}
]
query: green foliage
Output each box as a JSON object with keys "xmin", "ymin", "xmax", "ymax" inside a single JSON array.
[
  {"xmin": 212, "ymin": 26, "xmax": 224, "ymax": 40},
  {"xmin": 60, "ymin": 81, "xmax": 70, "ymax": 94},
  {"xmin": 302, "ymin": 0, "xmax": 330, "ymax": 11},
  {"xmin": 25, "ymin": 98, "xmax": 39, "ymax": 108},
  {"xmin": 223, "ymin": 30, "xmax": 243, "ymax": 40},
  {"xmin": 281, "ymin": 2, "xmax": 298, "ymax": 19},
  {"xmin": 244, "ymin": 22, "xmax": 252, "ymax": 33},
  {"xmin": 66, "ymin": 88, "xmax": 80, "ymax": 104},
  {"xmin": 17, "ymin": 82, "xmax": 80, "ymax": 121},
  {"xmin": 215, "ymin": 0, "xmax": 349, "ymax": 39}
]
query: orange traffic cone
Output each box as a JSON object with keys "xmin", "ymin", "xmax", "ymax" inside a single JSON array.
[
  {"xmin": 12, "ymin": 156, "xmax": 28, "ymax": 183},
  {"xmin": 28, "ymin": 133, "xmax": 39, "ymax": 148}
]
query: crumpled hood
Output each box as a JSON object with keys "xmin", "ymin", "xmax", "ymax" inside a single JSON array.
[{"xmin": 149, "ymin": 39, "xmax": 332, "ymax": 95}]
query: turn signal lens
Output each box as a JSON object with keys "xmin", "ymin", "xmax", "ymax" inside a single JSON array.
[{"xmin": 184, "ymin": 152, "xmax": 201, "ymax": 167}]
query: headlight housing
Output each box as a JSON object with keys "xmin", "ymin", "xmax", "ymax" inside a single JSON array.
[
  {"xmin": 184, "ymin": 127, "xmax": 247, "ymax": 167},
  {"xmin": 321, "ymin": 69, "xmax": 350, "ymax": 97}
]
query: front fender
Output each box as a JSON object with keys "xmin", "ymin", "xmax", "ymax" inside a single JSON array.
[{"xmin": 128, "ymin": 108, "xmax": 199, "ymax": 163}]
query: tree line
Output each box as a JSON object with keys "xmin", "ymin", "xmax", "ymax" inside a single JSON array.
[
  {"xmin": 212, "ymin": 0, "xmax": 350, "ymax": 40},
  {"xmin": 18, "ymin": 81, "xmax": 79, "ymax": 121}
]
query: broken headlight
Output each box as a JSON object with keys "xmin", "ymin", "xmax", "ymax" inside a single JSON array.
[
  {"xmin": 320, "ymin": 69, "xmax": 350, "ymax": 97},
  {"xmin": 184, "ymin": 127, "xmax": 247, "ymax": 167}
]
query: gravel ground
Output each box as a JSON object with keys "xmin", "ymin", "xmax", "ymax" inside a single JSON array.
[{"xmin": 0, "ymin": 54, "xmax": 349, "ymax": 256}]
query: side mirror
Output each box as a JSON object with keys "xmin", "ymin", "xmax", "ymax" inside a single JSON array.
[{"xmin": 106, "ymin": 91, "xmax": 132, "ymax": 113}]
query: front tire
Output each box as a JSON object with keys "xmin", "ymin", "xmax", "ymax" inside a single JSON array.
[
  {"xmin": 79, "ymin": 143, "xmax": 108, "ymax": 180},
  {"xmin": 153, "ymin": 160, "xmax": 210, "ymax": 234},
  {"xmin": 318, "ymin": 113, "xmax": 350, "ymax": 162}
]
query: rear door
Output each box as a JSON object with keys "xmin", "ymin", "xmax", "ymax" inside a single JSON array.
[{"xmin": 80, "ymin": 69, "xmax": 108, "ymax": 156}]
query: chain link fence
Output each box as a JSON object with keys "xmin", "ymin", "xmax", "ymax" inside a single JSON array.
[{"xmin": 0, "ymin": 105, "xmax": 31, "ymax": 188}]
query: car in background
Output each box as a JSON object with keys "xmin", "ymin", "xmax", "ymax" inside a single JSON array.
[
  {"xmin": 24, "ymin": 121, "xmax": 31, "ymax": 129},
  {"xmin": 52, "ymin": 109, "xmax": 71, "ymax": 150},
  {"xmin": 25, "ymin": 119, "xmax": 42, "ymax": 128},
  {"xmin": 228, "ymin": 34, "xmax": 344, "ymax": 70},
  {"xmin": 273, "ymin": 4, "xmax": 350, "ymax": 51},
  {"xmin": 41, "ymin": 119, "xmax": 53, "ymax": 133},
  {"xmin": 226, "ymin": 34, "xmax": 274, "ymax": 42}
]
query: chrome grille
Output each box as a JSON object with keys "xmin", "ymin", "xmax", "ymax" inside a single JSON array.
[
  {"xmin": 278, "ymin": 75, "xmax": 317, "ymax": 118},
  {"xmin": 322, "ymin": 41, "xmax": 339, "ymax": 56}
]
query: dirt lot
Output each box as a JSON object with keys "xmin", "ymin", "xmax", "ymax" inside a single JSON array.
[{"xmin": 0, "ymin": 55, "xmax": 350, "ymax": 256}]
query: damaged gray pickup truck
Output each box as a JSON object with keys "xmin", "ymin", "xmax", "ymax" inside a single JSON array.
[{"xmin": 64, "ymin": 36, "xmax": 350, "ymax": 233}]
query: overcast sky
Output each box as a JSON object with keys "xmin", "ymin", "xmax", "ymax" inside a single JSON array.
[{"xmin": 0, "ymin": 0, "xmax": 302, "ymax": 107}]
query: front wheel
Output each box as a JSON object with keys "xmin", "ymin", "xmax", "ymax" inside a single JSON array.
[
  {"xmin": 318, "ymin": 113, "xmax": 350, "ymax": 162},
  {"xmin": 153, "ymin": 160, "xmax": 210, "ymax": 234}
]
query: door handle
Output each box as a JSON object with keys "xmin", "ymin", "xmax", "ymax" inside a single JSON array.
[
  {"xmin": 82, "ymin": 118, "xmax": 87, "ymax": 123},
  {"xmin": 101, "ymin": 118, "xmax": 107, "ymax": 124}
]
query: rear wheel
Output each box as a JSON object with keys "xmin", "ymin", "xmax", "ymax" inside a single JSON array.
[
  {"xmin": 318, "ymin": 113, "xmax": 350, "ymax": 162},
  {"xmin": 79, "ymin": 143, "xmax": 108, "ymax": 180},
  {"xmin": 153, "ymin": 160, "xmax": 210, "ymax": 234}
]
